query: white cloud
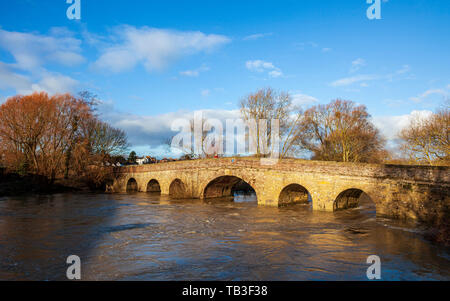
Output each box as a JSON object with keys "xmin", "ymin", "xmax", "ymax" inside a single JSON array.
[
  {"xmin": 0, "ymin": 62, "xmax": 33, "ymax": 94},
  {"xmin": 385, "ymin": 65, "xmax": 414, "ymax": 81},
  {"xmin": 243, "ymin": 33, "xmax": 272, "ymax": 41},
  {"xmin": 179, "ymin": 65, "xmax": 210, "ymax": 77},
  {"xmin": 322, "ymin": 48, "xmax": 332, "ymax": 53},
  {"xmin": 295, "ymin": 41, "xmax": 318, "ymax": 50},
  {"xmin": 245, "ymin": 60, "xmax": 283, "ymax": 78},
  {"xmin": 0, "ymin": 62, "xmax": 78, "ymax": 95},
  {"xmin": 330, "ymin": 75, "xmax": 378, "ymax": 87},
  {"xmin": 268, "ymin": 70, "xmax": 283, "ymax": 78},
  {"xmin": 372, "ymin": 110, "xmax": 433, "ymax": 142},
  {"xmin": 350, "ymin": 58, "xmax": 366, "ymax": 73},
  {"xmin": 409, "ymin": 88, "xmax": 448, "ymax": 103},
  {"xmin": 98, "ymin": 102, "xmax": 240, "ymax": 150},
  {"xmin": 0, "ymin": 28, "xmax": 81, "ymax": 96},
  {"xmin": 291, "ymin": 93, "xmax": 318, "ymax": 107},
  {"xmin": 201, "ymin": 89, "xmax": 211, "ymax": 97},
  {"xmin": 331, "ymin": 64, "xmax": 413, "ymax": 88},
  {"xmin": 33, "ymin": 73, "xmax": 79, "ymax": 94},
  {"xmin": 396, "ymin": 64, "xmax": 411, "ymax": 74},
  {"xmin": 180, "ymin": 70, "xmax": 200, "ymax": 77},
  {"xmin": 93, "ymin": 26, "xmax": 230, "ymax": 73},
  {"xmin": 246, "ymin": 60, "xmax": 275, "ymax": 72},
  {"xmin": 0, "ymin": 28, "xmax": 84, "ymax": 70}
]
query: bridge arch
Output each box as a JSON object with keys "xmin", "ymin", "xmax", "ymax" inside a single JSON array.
[
  {"xmin": 203, "ymin": 175, "xmax": 256, "ymax": 200},
  {"xmin": 278, "ymin": 183, "xmax": 312, "ymax": 206},
  {"xmin": 146, "ymin": 179, "xmax": 161, "ymax": 194},
  {"xmin": 126, "ymin": 178, "xmax": 138, "ymax": 192},
  {"xmin": 169, "ymin": 178, "xmax": 188, "ymax": 199},
  {"xmin": 333, "ymin": 188, "xmax": 376, "ymax": 211}
]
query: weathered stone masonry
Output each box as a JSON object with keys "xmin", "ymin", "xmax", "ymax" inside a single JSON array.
[{"xmin": 107, "ymin": 158, "xmax": 450, "ymax": 224}]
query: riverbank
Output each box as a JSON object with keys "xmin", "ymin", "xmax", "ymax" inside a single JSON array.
[
  {"xmin": 0, "ymin": 172, "xmax": 96, "ymax": 197},
  {"xmin": 425, "ymin": 223, "xmax": 450, "ymax": 246}
]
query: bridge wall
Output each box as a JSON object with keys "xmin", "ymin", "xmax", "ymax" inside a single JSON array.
[{"xmin": 107, "ymin": 158, "xmax": 449, "ymax": 224}]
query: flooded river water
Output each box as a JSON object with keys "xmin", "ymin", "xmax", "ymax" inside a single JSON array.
[{"xmin": 0, "ymin": 192, "xmax": 449, "ymax": 280}]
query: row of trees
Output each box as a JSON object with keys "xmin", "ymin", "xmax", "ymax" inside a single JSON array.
[
  {"xmin": 172, "ymin": 87, "xmax": 448, "ymax": 166},
  {"xmin": 241, "ymin": 88, "xmax": 449, "ymax": 165},
  {"xmin": 240, "ymin": 88, "xmax": 449, "ymax": 165},
  {"xmin": 0, "ymin": 92, "xmax": 129, "ymax": 186},
  {"xmin": 1, "ymin": 88, "xmax": 447, "ymax": 181},
  {"xmin": 239, "ymin": 88, "xmax": 388, "ymax": 163}
]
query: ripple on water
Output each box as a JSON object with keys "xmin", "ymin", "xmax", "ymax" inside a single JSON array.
[{"xmin": 0, "ymin": 192, "xmax": 449, "ymax": 280}]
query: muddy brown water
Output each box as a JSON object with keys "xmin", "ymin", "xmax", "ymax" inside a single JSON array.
[{"xmin": 0, "ymin": 192, "xmax": 449, "ymax": 280}]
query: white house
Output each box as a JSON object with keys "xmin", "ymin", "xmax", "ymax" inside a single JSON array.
[{"xmin": 135, "ymin": 156, "xmax": 149, "ymax": 165}]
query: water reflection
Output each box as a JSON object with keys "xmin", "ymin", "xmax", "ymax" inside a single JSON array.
[{"xmin": 0, "ymin": 192, "xmax": 449, "ymax": 280}]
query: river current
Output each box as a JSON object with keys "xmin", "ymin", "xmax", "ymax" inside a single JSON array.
[{"xmin": 0, "ymin": 192, "xmax": 449, "ymax": 280}]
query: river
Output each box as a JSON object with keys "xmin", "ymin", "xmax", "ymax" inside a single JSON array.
[{"xmin": 0, "ymin": 192, "xmax": 449, "ymax": 280}]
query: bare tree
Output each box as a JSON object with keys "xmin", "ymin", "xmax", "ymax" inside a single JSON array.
[
  {"xmin": 297, "ymin": 99, "xmax": 387, "ymax": 163},
  {"xmin": 85, "ymin": 119, "xmax": 129, "ymax": 158},
  {"xmin": 240, "ymin": 87, "xmax": 301, "ymax": 158},
  {"xmin": 399, "ymin": 101, "xmax": 449, "ymax": 165}
]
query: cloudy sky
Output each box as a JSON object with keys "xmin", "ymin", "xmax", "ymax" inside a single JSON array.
[{"xmin": 0, "ymin": 0, "xmax": 449, "ymax": 157}]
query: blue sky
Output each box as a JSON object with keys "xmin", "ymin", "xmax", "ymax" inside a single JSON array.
[{"xmin": 0, "ymin": 0, "xmax": 449, "ymax": 156}]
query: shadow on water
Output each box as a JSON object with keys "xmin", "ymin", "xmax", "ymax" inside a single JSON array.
[
  {"xmin": 101, "ymin": 223, "xmax": 155, "ymax": 233},
  {"xmin": 0, "ymin": 193, "xmax": 121, "ymax": 280},
  {"xmin": 329, "ymin": 195, "xmax": 450, "ymax": 280}
]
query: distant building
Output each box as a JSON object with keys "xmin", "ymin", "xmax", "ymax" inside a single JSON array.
[
  {"xmin": 135, "ymin": 156, "xmax": 159, "ymax": 165},
  {"xmin": 147, "ymin": 156, "xmax": 158, "ymax": 164},
  {"xmin": 135, "ymin": 157, "xmax": 145, "ymax": 165}
]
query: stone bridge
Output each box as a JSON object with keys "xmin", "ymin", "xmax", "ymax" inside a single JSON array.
[{"xmin": 107, "ymin": 157, "xmax": 450, "ymax": 223}]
